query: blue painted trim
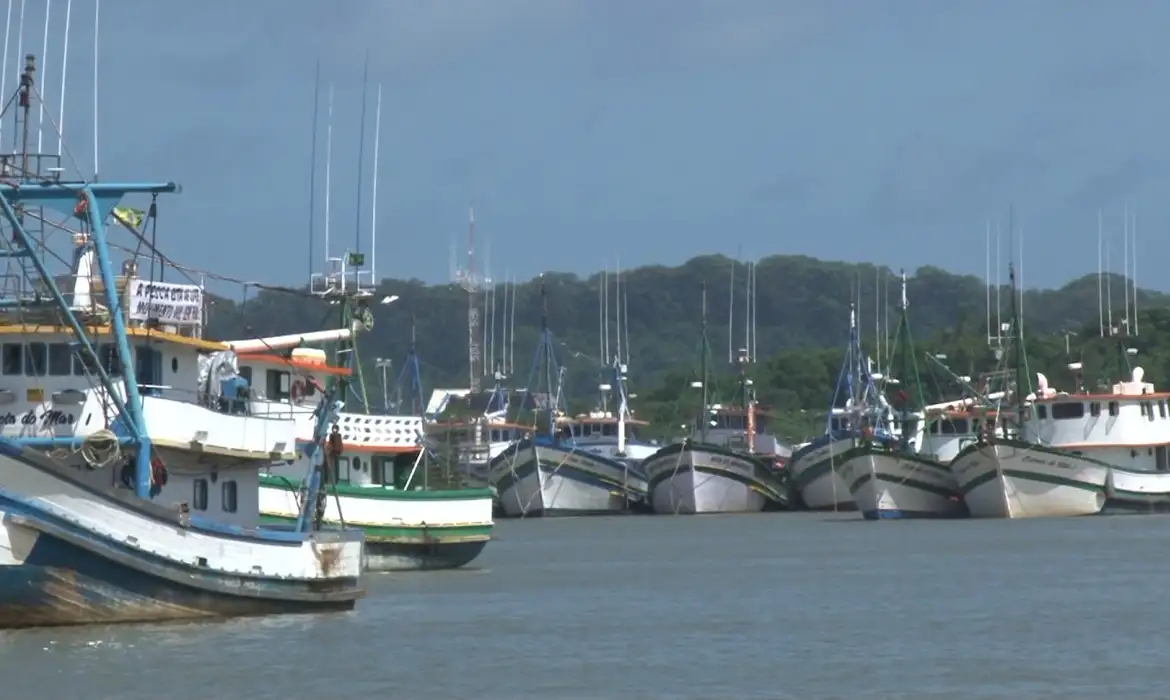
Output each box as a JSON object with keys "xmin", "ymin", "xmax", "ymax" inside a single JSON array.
[
  {"xmin": 82, "ymin": 187, "xmax": 153, "ymax": 499},
  {"xmin": 0, "ymin": 493, "xmax": 361, "ymax": 604},
  {"xmin": 861, "ymin": 509, "xmax": 959, "ymax": 520},
  {"xmin": 0, "ymin": 181, "xmax": 179, "ymax": 199}
]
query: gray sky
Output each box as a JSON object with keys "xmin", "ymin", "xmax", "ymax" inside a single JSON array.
[{"xmin": 15, "ymin": 0, "xmax": 1170, "ymax": 291}]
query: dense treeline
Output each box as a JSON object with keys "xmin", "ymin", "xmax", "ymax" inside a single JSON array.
[{"xmin": 205, "ymin": 254, "xmax": 1170, "ymax": 442}]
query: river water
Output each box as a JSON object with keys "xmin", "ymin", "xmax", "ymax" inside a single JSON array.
[{"xmin": 2, "ymin": 512, "xmax": 1168, "ymax": 698}]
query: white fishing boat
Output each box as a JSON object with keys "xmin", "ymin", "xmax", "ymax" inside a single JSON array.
[
  {"xmin": 789, "ymin": 303, "xmax": 892, "ymax": 511},
  {"xmin": 951, "ymin": 367, "xmax": 1170, "ymax": 518},
  {"xmin": 490, "ymin": 281, "xmax": 646, "ymax": 517},
  {"xmin": 837, "ymin": 272, "xmax": 966, "ymax": 520},
  {"xmin": 643, "ymin": 281, "xmax": 787, "ymax": 514},
  {"xmin": 0, "ymin": 57, "xmax": 364, "ymax": 627}
]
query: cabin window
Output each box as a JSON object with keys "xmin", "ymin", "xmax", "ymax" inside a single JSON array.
[
  {"xmin": 1036, "ymin": 405, "xmax": 1047, "ymax": 420},
  {"xmin": 23, "ymin": 342, "xmax": 47, "ymax": 376},
  {"xmin": 1, "ymin": 343, "xmax": 21, "ymax": 375},
  {"xmin": 266, "ymin": 369, "xmax": 290, "ymax": 401},
  {"xmin": 336, "ymin": 456, "xmax": 350, "ymax": 483},
  {"xmin": 1147, "ymin": 402, "xmax": 1156, "ymax": 422},
  {"xmin": 603, "ymin": 423, "xmax": 616, "ymax": 437},
  {"xmin": 940, "ymin": 419, "xmax": 969, "ymax": 434},
  {"xmin": 221, "ymin": 480, "xmax": 238, "ymax": 513},
  {"xmin": 1161, "ymin": 401, "xmax": 1168, "ymax": 419},
  {"xmin": 1049, "ymin": 403, "xmax": 1085, "ymax": 420},
  {"xmin": 238, "ymin": 366, "xmax": 253, "ymax": 384},
  {"xmin": 45, "ymin": 343, "xmax": 71, "ymax": 376},
  {"xmin": 193, "ymin": 478, "xmax": 209, "ymax": 511},
  {"xmin": 171, "ymin": 357, "xmax": 179, "ymax": 373},
  {"xmin": 1089, "ymin": 402, "xmax": 1101, "ymax": 417},
  {"xmin": 352, "ymin": 456, "xmax": 363, "ymax": 472},
  {"xmin": 1108, "ymin": 401, "xmax": 1120, "ymax": 417},
  {"xmin": 928, "ymin": 421, "xmax": 939, "ymax": 435}
]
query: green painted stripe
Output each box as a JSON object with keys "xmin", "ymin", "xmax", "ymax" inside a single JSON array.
[
  {"xmin": 259, "ymin": 474, "xmax": 494, "ymax": 501},
  {"xmin": 647, "ymin": 464, "xmax": 787, "ymax": 502},
  {"xmin": 1002, "ymin": 469, "xmax": 1103, "ymax": 493},
  {"xmin": 957, "ymin": 466, "xmax": 999, "ymax": 494},
  {"xmin": 848, "ymin": 472, "xmax": 959, "ymax": 500},
  {"xmin": 258, "ymin": 514, "xmax": 493, "ymax": 544}
]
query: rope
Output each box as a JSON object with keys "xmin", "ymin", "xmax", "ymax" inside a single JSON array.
[{"xmin": 78, "ymin": 428, "xmax": 120, "ymax": 469}]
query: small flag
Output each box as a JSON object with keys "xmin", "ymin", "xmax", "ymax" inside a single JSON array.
[{"xmin": 111, "ymin": 206, "xmax": 145, "ymax": 230}]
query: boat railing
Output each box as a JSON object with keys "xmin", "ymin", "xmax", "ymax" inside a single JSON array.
[{"xmin": 134, "ymin": 385, "xmax": 299, "ymax": 422}]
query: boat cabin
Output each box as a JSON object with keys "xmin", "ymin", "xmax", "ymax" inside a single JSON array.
[
  {"xmin": 1023, "ymin": 368, "xmax": 1170, "ymax": 472},
  {"xmin": 555, "ymin": 412, "xmax": 648, "ymax": 442},
  {"xmin": 699, "ymin": 403, "xmax": 783, "ymax": 455},
  {"xmin": 918, "ymin": 407, "xmax": 997, "ymax": 464}
]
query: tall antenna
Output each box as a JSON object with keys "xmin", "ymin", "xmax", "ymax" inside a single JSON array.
[
  {"xmin": 453, "ymin": 204, "xmax": 488, "ymax": 392},
  {"xmin": 56, "ymin": 0, "xmax": 69, "ymax": 156},
  {"xmin": 751, "ymin": 259, "xmax": 757, "ymax": 362},
  {"xmin": 743, "ymin": 260, "xmax": 754, "ymax": 363},
  {"xmin": 984, "ymin": 220, "xmax": 991, "ymax": 347},
  {"xmin": 34, "ymin": 0, "xmax": 46, "ymax": 153},
  {"xmin": 370, "ymin": 82, "xmax": 382, "ymax": 288},
  {"xmin": 481, "ymin": 239, "xmax": 492, "ymax": 378},
  {"xmin": 90, "ymin": 0, "xmax": 96, "ymax": 177},
  {"xmin": 1097, "ymin": 209, "xmax": 1104, "ymax": 337},
  {"xmin": 623, "ymin": 284, "xmax": 631, "ymax": 366},
  {"xmin": 995, "ymin": 220, "xmax": 1002, "ymax": 343},
  {"xmin": 508, "ymin": 274, "xmax": 516, "ymax": 375},
  {"xmin": 0, "ymin": 0, "xmax": 11, "ymax": 145},
  {"xmin": 488, "ymin": 272, "xmax": 496, "ymax": 376},
  {"xmin": 728, "ymin": 257, "xmax": 735, "ymax": 364},
  {"xmin": 307, "ymin": 59, "xmax": 320, "ymax": 281},
  {"xmin": 1123, "ymin": 202, "xmax": 1130, "ymax": 334},
  {"xmin": 323, "ymin": 84, "xmax": 333, "ymax": 262},
  {"xmin": 501, "ymin": 272, "xmax": 511, "ymax": 377},
  {"xmin": 1105, "ymin": 216, "xmax": 1113, "ymax": 336},
  {"xmin": 1131, "ymin": 205, "xmax": 1139, "ymax": 336},
  {"xmin": 875, "ymin": 264, "xmax": 882, "ymax": 366},
  {"xmin": 353, "ymin": 51, "xmax": 369, "ymax": 258},
  {"xmin": 597, "ymin": 269, "xmax": 604, "ymax": 364},
  {"xmin": 1018, "ymin": 223, "xmax": 1024, "ymax": 339},
  {"xmin": 602, "ymin": 266, "xmax": 609, "ymax": 363},
  {"xmin": 615, "ymin": 259, "xmax": 622, "ymax": 364},
  {"xmin": 11, "ymin": 0, "xmax": 23, "ymax": 151}
]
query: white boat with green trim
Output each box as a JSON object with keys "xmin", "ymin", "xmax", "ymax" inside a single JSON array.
[
  {"xmin": 643, "ymin": 437, "xmax": 787, "ymax": 514},
  {"xmin": 952, "ymin": 366, "xmax": 1170, "ymax": 518},
  {"xmin": 258, "ymin": 473, "xmax": 493, "ymax": 571},
  {"xmin": 836, "ymin": 439, "xmax": 967, "ymax": 520},
  {"xmin": 837, "ymin": 270, "xmax": 968, "ymax": 520}
]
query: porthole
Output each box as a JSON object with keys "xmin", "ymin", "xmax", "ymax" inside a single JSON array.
[{"xmin": 171, "ymin": 357, "xmax": 178, "ymax": 373}]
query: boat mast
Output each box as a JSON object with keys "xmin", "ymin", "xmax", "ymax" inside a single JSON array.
[{"xmin": 699, "ymin": 281, "xmax": 709, "ymax": 444}]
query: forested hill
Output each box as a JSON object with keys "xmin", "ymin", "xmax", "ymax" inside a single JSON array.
[{"xmin": 204, "ymin": 254, "xmax": 1170, "ymax": 440}]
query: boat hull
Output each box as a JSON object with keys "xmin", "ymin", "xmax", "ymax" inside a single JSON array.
[
  {"xmin": 491, "ymin": 441, "xmax": 646, "ymax": 517},
  {"xmin": 257, "ymin": 475, "xmax": 494, "ymax": 572},
  {"xmin": 950, "ymin": 440, "xmax": 1107, "ymax": 519},
  {"xmin": 1105, "ymin": 468, "xmax": 1170, "ymax": 513},
  {"xmin": 0, "ymin": 441, "xmax": 364, "ymax": 629},
  {"xmin": 837, "ymin": 444, "xmax": 967, "ymax": 520},
  {"xmin": 787, "ymin": 435, "xmax": 856, "ymax": 511},
  {"xmin": 643, "ymin": 442, "xmax": 787, "ymax": 514}
]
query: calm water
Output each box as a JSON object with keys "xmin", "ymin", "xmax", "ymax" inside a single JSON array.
[{"xmin": 3, "ymin": 512, "xmax": 1170, "ymax": 698}]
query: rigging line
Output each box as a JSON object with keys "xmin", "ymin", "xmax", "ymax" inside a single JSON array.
[{"xmin": 29, "ymin": 85, "xmax": 86, "ymax": 179}]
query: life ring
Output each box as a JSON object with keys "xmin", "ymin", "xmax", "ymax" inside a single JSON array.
[{"xmin": 290, "ymin": 378, "xmax": 309, "ymax": 403}]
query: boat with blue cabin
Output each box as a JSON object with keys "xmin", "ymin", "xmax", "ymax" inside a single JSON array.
[{"xmin": 0, "ymin": 55, "xmax": 364, "ymax": 627}]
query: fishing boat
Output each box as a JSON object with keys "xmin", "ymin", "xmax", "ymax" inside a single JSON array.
[
  {"xmin": 788, "ymin": 303, "xmax": 890, "ymax": 511},
  {"xmin": 952, "ymin": 360, "xmax": 1169, "ymax": 519},
  {"xmin": 490, "ymin": 278, "xmax": 646, "ymax": 517},
  {"xmin": 0, "ymin": 55, "xmax": 364, "ymax": 627},
  {"xmin": 256, "ymin": 255, "xmax": 494, "ymax": 570},
  {"xmin": 946, "ymin": 261, "xmax": 1161, "ymax": 518},
  {"xmin": 835, "ymin": 272, "xmax": 966, "ymax": 519},
  {"xmin": 642, "ymin": 283, "xmax": 787, "ymax": 514}
]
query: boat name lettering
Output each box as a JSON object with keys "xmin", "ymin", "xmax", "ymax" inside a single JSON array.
[
  {"xmin": 0, "ymin": 410, "xmax": 75, "ymax": 426},
  {"xmin": 1021, "ymin": 454, "xmax": 1074, "ymax": 470}
]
